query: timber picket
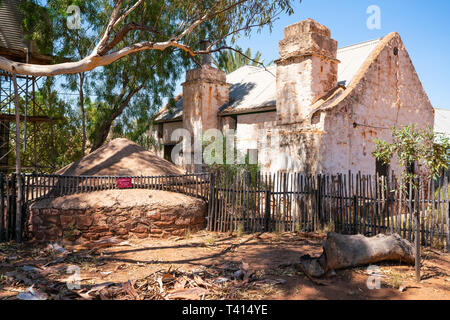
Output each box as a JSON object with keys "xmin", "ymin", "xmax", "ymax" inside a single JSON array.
[
  {"xmin": 204, "ymin": 170, "xmax": 449, "ymax": 251},
  {"xmin": 1, "ymin": 170, "xmax": 449, "ymax": 250}
]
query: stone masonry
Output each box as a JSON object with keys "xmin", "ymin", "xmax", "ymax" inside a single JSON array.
[{"xmin": 28, "ymin": 189, "xmax": 207, "ymax": 242}]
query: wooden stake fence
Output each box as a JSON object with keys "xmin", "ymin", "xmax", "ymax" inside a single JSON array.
[
  {"xmin": 207, "ymin": 170, "xmax": 449, "ymax": 251},
  {"xmin": 1, "ymin": 170, "xmax": 448, "ymax": 251}
]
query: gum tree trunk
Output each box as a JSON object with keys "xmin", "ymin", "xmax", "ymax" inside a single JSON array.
[{"xmin": 300, "ymin": 233, "xmax": 416, "ymax": 278}]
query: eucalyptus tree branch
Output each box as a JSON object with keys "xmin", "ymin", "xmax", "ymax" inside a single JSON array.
[
  {"xmin": 98, "ymin": 23, "xmax": 161, "ymax": 55},
  {"xmin": 0, "ymin": 0, "xmax": 290, "ymax": 77}
]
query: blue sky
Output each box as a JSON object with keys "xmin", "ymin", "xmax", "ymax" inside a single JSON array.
[
  {"xmin": 58, "ymin": 0, "xmax": 449, "ymax": 111},
  {"xmin": 231, "ymin": 0, "xmax": 450, "ymax": 109}
]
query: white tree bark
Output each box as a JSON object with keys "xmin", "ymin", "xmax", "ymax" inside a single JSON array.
[{"xmin": 0, "ymin": 0, "xmax": 243, "ymax": 77}]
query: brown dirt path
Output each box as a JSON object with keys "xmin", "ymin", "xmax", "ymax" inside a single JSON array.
[{"xmin": 1, "ymin": 232, "xmax": 449, "ymax": 300}]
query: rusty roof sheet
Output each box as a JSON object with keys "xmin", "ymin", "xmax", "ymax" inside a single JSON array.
[{"xmin": 154, "ymin": 38, "xmax": 383, "ymax": 122}]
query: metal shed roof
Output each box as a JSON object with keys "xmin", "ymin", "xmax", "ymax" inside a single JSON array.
[
  {"xmin": 0, "ymin": 0, "xmax": 55, "ymax": 64},
  {"xmin": 434, "ymin": 108, "xmax": 450, "ymax": 137},
  {"xmin": 0, "ymin": 0, "xmax": 26, "ymax": 51},
  {"xmin": 154, "ymin": 37, "xmax": 383, "ymax": 122}
]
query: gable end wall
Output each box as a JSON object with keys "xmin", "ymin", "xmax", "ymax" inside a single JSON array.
[{"xmin": 319, "ymin": 33, "xmax": 434, "ymax": 176}]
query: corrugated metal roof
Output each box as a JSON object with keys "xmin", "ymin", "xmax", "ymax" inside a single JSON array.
[
  {"xmin": 0, "ymin": 0, "xmax": 26, "ymax": 51},
  {"xmin": 337, "ymin": 38, "xmax": 381, "ymax": 86},
  {"xmin": 434, "ymin": 108, "xmax": 450, "ymax": 137},
  {"xmin": 221, "ymin": 65, "xmax": 277, "ymax": 114},
  {"xmin": 155, "ymin": 37, "xmax": 383, "ymax": 122}
]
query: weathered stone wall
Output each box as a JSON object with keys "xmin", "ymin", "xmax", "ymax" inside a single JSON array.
[
  {"xmin": 276, "ymin": 19, "xmax": 338, "ymax": 124},
  {"xmin": 182, "ymin": 66, "xmax": 229, "ymax": 171},
  {"xmin": 28, "ymin": 190, "xmax": 207, "ymax": 242},
  {"xmin": 236, "ymin": 112, "xmax": 276, "ymax": 156},
  {"xmin": 317, "ymin": 32, "xmax": 434, "ymax": 176},
  {"xmin": 161, "ymin": 121, "xmax": 184, "ymax": 145},
  {"xmin": 266, "ymin": 32, "xmax": 434, "ymax": 176}
]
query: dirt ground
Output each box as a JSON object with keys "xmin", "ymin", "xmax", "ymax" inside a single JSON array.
[{"xmin": 1, "ymin": 231, "xmax": 449, "ymax": 300}]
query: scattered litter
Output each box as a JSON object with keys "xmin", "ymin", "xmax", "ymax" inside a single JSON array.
[
  {"xmin": 122, "ymin": 280, "xmax": 139, "ymax": 299},
  {"xmin": 254, "ymin": 279, "xmax": 286, "ymax": 286},
  {"xmin": 84, "ymin": 237, "xmax": 121, "ymax": 249},
  {"xmin": 167, "ymin": 287, "xmax": 209, "ymax": 300},
  {"xmin": 233, "ymin": 270, "xmax": 245, "ymax": 280},
  {"xmin": 213, "ymin": 277, "xmax": 230, "ymax": 284},
  {"xmin": 17, "ymin": 286, "xmax": 48, "ymax": 300},
  {"xmin": 5, "ymin": 271, "xmax": 33, "ymax": 286},
  {"xmin": 47, "ymin": 243, "xmax": 67, "ymax": 254},
  {"xmin": 20, "ymin": 265, "xmax": 41, "ymax": 273}
]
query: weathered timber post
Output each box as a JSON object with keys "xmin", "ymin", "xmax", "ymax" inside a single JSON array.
[
  {"xmin": 207, "ymin": 172, "xmax": 215, "ymax": 231},
  {"xmin": 445, "ymin": 176, "xmax": 449, "ymax": 253},
  {"xmin": 12, "ymin": 75, "xmax": 23, "ymax": 242},
  {"xmin": 353, "ymin": 195, "xmax": 358, "ymax": 234},
  {"xmin": 0, "ymin": 173, "xmax": 4, "ymax": 241},
  {"xmin": 317, "ymin": 174, "xmax": 322, "ymax": 229},
  {"xmin": 264, "ymin": 189, "xmax": 271, "ymax": 232},
  {"xmin": 414, "ymin": 178, "xmax": 421, "ymax": 282}
]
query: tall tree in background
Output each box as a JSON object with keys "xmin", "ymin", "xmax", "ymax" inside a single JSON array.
[
  {"xmin": 213, "ymin": 46, "xmax": 265, "ymax": 73},
  {"xmin": 1, "ymin": 0, "xmax": 296, "ymax": 76},
  {"xmin": 8, "ymin": 78, "xmax": 83, "ymax": 171},
  {"xmin": 87, "ymin": 1, "xmax": 192, "ymax": 151},
  {"xmin": 21, "ymin": 0, "xmax": 103, "ymax": 156},
  {"xmin": 55, "ymin": 1, "xmax": 100, "ymax": 156},
  {"xmin": 9, "ymin": 0, "xmax": 297, "ymax": 153}
]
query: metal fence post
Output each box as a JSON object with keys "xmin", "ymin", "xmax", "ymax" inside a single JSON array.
[{"xmin": 0, "ymin": 173, "xmax": 4, "ymax": 242}]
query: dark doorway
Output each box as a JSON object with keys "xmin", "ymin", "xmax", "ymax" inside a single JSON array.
[
  {"xmin": 376, "ymin": 159, "xmax": 389, "ymax": 177},
  {"xmin": 163, "ymin": 144, "xmax": 175, "ymax": 163}
]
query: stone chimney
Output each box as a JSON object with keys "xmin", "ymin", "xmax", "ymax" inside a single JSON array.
[
  {"xmin": 182, "ymin": 42, "xmax": 229, "ymax": 171},
  {"xmin": 276, "ymin": 19, "xmax": 339, "ymax": 124}
]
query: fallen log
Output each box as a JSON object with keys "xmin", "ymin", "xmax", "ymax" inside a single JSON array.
[{"xmin": 300, "ymin": 233, "xmax": 416, "ymax": 278}]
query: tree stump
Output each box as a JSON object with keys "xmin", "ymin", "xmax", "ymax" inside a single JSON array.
[{"xmin": 300, "ymin": 233, "xmax": 416, "ymax": 278}]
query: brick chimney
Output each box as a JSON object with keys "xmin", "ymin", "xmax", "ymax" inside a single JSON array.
[
  {"xmin": 276, "ymin": 19, "xmax": 339, "ymax": 124},
  {"xmin": 182, "ymin": 41, "xmax": 229, "ymax": 171}
]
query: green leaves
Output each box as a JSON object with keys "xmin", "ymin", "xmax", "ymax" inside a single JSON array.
[
  {"xmin": 212, "ymin": 47, "xmax": 265, "ymax": 73},
  {"xmin": 17, "ymin": 0, "xmax": 299, "ymax": 154},
  {"xmin": 372, "ymin": 124, "xmax": 450, "ymax": 183}
]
